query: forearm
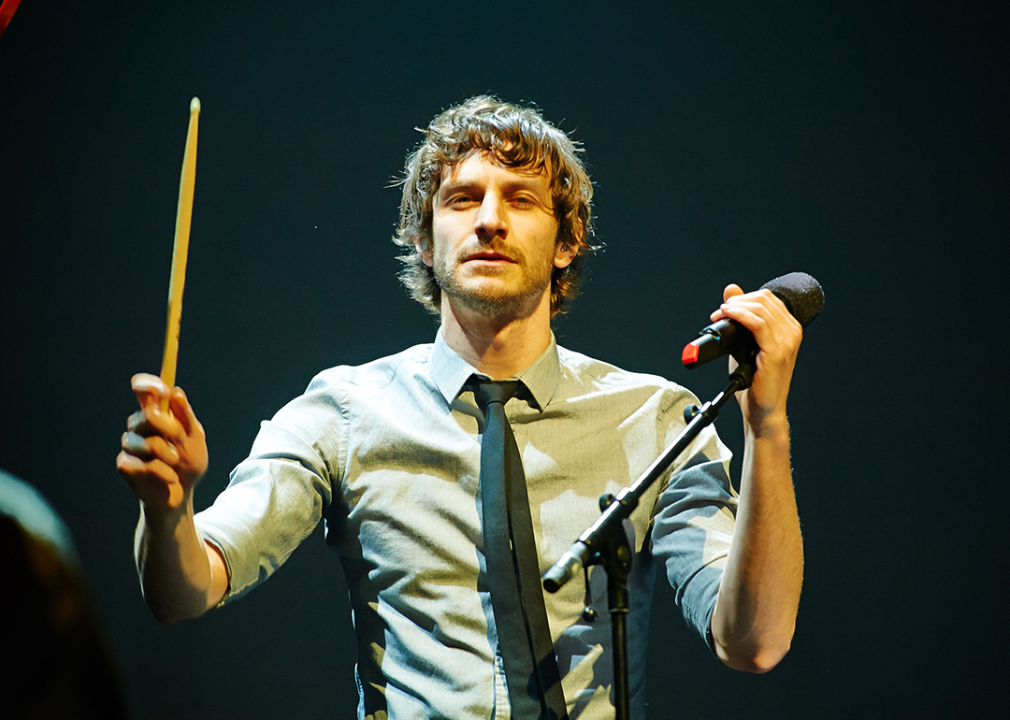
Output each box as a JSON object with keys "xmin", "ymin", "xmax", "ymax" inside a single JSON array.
[
  {"xmin": 711, "ymin": 418, "xmax": 803, "ymax": 672},
  {"xmin": 134, "ymin": 495, "xmax": 226, "ymax": 623}
]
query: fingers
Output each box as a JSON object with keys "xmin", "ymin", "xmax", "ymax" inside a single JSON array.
[
  {"xmin": 120, "ymin": 375, "xmax": 209, "ymax": 510},
  {"xmin": 129, "ymin": 375, "xmax": 198, "ymax": 441},
  {"xmin": 116, "ymin": 375, "xmax": 207, "ymax": 504},
  {"xmin": 123, "ymin": 375, "xmax": 204, "ymax": 472},
  {"xmin": 169, "ymin": 387, "xmax": 204, "ymax": 438},
  {"xmin": 122, "ymin": 428, "xmax": 180, "ymax": 465},
  {"xmin": 719, "ymin": 299, "xmax": 785, "ymax": 340},
  {"xmin": 710, "ymin": 284, "xmax": 750, "ymax": 322},
  {"xmin": 119, "ymin": 412, "xmax": 183, "ymax": 494},
  {"xmin": 706, "ymin": 284, "xmax": 804, "ymax": 432},
  {"xmin": 708, "ymin": 284, "xmax": 803, "ymax": 390},
  {"xmin": 127, "ymin": 404, "xmax": 180, "ymax": 438},
  {"xmin": 710, "ymin": 287, "xmax": 801, "ymax": 340},
  {"xmin": 116, "ymin": 450, "xmax": 185, "ymax": 509},
  {"xmin": 116, "ymin": 450, "xmax": 178, "ymax": 486},
  {"xmin": 719, "ymin": 294, "xmax": 803, "ymax": 366}
]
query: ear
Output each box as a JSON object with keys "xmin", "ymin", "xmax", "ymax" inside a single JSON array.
[
  {"xmin": 554, "ymin": 241, "xmax": 578, "ymax": 270},
  {"xmin": 414, "ymin": 237, "xmax": 433, "ymax": 267}
]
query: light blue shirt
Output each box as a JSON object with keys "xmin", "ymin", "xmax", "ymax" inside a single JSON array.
[{"xmin": 196, "ymin": 332, "xmax": 737, "ymax": 720}]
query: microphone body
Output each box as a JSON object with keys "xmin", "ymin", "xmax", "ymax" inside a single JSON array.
[{"xmin": 682, "ymin": 271, "xmax": 824, "ymax": 369}]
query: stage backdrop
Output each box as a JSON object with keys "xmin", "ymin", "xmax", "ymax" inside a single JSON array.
[{"xmin": 1, "ymin": 3, "xmax": 1006, "ymax": 718}]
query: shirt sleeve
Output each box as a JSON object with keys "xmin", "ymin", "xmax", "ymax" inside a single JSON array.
[
  {"xmin": 195, "ymin": 373, "xmax": 344, "ymax": 603},
  {"xmin": 648, "ymin": 389, "xmax": 737, "ymax": 648}
]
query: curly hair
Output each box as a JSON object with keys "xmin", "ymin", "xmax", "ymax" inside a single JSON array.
[{"xmin": 393, "ymin": 96, "xmax": 597, "ymax": 317}]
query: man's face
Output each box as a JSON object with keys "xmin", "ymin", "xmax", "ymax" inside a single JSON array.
[{"xmin": 419, "ymin": 153, "xmax": 576, "ymax": 318}]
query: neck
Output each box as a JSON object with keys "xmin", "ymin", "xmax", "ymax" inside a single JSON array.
[{"xmin": 440, "ymin": 293, "xmax": 553, "ymax": 380}]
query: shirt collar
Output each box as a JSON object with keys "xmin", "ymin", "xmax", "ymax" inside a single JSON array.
[
  {"xmin": 430, "ymin": 329, "xmax": 479, "ymax": 406},
  {"xmin": 514, "ymin": 333, "xmax": 561, "ymax": 410},
  {"xmin": 429, "ymin": 329, "xmax": 562, "ymax": 410}
]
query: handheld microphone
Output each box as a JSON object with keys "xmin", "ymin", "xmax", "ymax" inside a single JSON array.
[{"xmin": 681, "ymin": 272, "xmax": 824, "ymax": 368}]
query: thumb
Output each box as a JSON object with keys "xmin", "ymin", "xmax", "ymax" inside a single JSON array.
[
  {"xmin": 723, "ymin": 283, "xmax": 744, "ymax": 302},
  {"xmin": 132, "ymin": 373, "xmax": 169, "ymax": 408}
]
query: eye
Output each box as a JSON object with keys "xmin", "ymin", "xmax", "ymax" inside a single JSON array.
[{"xmin": 511, "ymin": 194, "xmax": 539, "ymax": 208}]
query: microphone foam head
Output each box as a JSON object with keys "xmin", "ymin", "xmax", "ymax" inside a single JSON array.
[{"xmin": 760, "ymin": 272, "xmax": 824, "ymax": 327}]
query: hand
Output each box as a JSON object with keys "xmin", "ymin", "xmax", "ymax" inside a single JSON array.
[
  {"xmin": 116, "ymin": 374, "xmax": 209, "ymax": 514},
  {"xmin": 710, "ymin": 284, "xmax": 803, "ymax": 436}
]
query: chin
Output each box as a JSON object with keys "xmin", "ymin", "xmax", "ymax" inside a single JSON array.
[{"xmin": 437, "ymin": 263, "xmax": 551, "ymax": 317}]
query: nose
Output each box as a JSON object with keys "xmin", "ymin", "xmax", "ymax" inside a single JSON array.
[{"xmin": 474, "ymin": 194, "xmax": 508, "ymax": 243}]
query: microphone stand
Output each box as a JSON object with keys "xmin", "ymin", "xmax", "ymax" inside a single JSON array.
[{"xmin": 542, "ymin": 361, "xmax": 755, "ymax": 720}]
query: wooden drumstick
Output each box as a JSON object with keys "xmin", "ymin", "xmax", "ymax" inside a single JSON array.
[{"xmin": 160, "ymin": 97, "xmax": 200, "ymax": 413}]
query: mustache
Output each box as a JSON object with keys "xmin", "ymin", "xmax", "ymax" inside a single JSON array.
[{"xmin": 453, "ymin": 241, "xmax": 523, "ymax": 263}]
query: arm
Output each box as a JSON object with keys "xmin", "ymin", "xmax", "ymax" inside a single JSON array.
[
  {"xmin": 708, "ymin": 285, "xmax": 804, "ymax": 673},
  {"xmin": 117, "ymin": 374, "xmax": 228, "ymax": 623}
]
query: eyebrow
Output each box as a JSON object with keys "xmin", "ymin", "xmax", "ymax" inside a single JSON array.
[{"xmin": 439, "ymin": 177, "xmax": 551, "ymax": 197}]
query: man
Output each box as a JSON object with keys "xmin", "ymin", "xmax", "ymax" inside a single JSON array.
[{"xmin": 118, "ymin": 97, "xmax": 804, "ymax": 719}]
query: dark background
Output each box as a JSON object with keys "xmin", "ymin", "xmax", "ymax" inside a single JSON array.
[{"xmin": 1, "ymin": 2, "xmax": 1007, "ymax": 718}]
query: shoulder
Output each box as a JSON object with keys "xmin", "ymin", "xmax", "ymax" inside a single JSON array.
[
  {"xmin": 555, "ymin": 344, "xmax": 697, "ymax": 409},
  {"xmin": 308, "ymin": 343, "xmax": 435, "ymax": 394},
  {"xmin": 265, "ymin": 343, "xmax": 435, "ymax": 435}
]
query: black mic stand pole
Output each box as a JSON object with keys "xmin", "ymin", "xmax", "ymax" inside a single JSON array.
[{"xmin": 543, "ymin": 361, "xmax": 755, "ymax": 720}]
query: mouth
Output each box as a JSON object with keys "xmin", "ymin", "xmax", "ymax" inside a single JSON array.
[{"xmin": 462, "ymin": 250, "xmax": 516, "ymax": 263}]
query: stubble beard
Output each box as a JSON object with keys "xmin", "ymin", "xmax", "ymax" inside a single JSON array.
[{"xmin": 433, "ymin": 243, "xmax": 555, "ymax": 319}]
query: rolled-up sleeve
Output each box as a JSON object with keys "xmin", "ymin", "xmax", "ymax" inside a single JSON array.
[
  {"xmin": 649, "ymin": 422, "xmax": 737, "ymax": 646},
  {"xmin": 195, "ymin": 375, "xmax": 342, "ymax": 603}
]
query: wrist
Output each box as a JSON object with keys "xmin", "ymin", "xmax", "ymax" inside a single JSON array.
[
  {"xmin": 140, "ymin": 491, "xmax": 195, "ymax": 533},
  {"xmin": 744, "ymin": 412, "xmax": 790, "ymax": 442}
]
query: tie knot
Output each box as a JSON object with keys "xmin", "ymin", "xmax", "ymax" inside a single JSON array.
[{"xmin": 468, "ymin": 377, "xmax": 520, "ymax": 410}]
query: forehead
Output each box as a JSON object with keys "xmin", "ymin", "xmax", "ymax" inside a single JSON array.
[{"xmin": 439, "ymin": 152, "xmax": 552, "ymax": 192}]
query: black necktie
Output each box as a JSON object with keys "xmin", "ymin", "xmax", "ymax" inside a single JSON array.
[{"xmin": 469, "ymin": 378, "xmax": 568, "ymax": 720}]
